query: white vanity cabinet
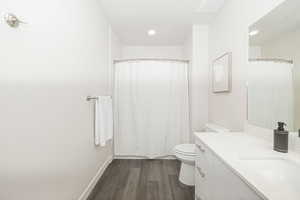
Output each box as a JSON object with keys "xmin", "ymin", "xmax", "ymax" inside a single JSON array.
[{"xmin": 195, "ymin": 138, "xmax": 263, "ymax": 200}]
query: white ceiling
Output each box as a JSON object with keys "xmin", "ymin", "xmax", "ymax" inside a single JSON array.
[
  {"xmin": 250, "ymin": 0, "xmax": 300, "ymax": 46},
  {"xmin": 100, "ymin": 0, "xmax": 225, "ymax": 46}
]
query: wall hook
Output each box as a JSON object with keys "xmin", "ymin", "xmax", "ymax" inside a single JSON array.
[{"xmin": 4, "ymin": 13, "xmax": 26, "ymax": 28}]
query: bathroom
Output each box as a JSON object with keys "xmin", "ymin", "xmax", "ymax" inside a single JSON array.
[{"xmin": 0, "ymin": 0, "xmax": 299, "ymax": 199}]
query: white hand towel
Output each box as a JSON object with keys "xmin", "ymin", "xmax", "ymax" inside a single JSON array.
[
  {"xmin": 95, "ymin": 96, "xmax": 113, "ymax": 147},
  {"xmin": 94, "ymin": 99, "xmax": 100, "ymax": 146}
]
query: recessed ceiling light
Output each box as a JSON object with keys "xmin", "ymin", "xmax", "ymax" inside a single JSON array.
[
  {"xmin": 148, "ymin": 29, "xmax": 156, "ymax": 36},
  {"xmin": 249, "ymin": 30, "xmax": 259, "ymax": 36}
]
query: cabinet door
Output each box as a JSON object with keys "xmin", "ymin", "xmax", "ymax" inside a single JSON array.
[
  {"xmin": 195, "ymin": 140, "xmax": 214, "ymax": 200},
  {"xmin": 195, "ymin": 138, "xmax": 263, "ymax": 200},
  {"xmin": 195, "ymin": 166, "xmax": 207, "ymax": 200},
  {"xmin": 210, "ymin": 151, "xmax": 263, "ymax": 200},
  {"xmin": 195, "ymin": 142, "xmax": 208, "ymax": 171},
  {"xmin": 209, "ymin": 153, "xmax": 236, "ymax": 200}
]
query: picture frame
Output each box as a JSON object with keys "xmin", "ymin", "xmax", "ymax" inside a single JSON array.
[{"xmin": 212, "ymin": 52, "xmax": 232, "ymax": 93}]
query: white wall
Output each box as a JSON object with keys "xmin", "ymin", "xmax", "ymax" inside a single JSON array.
[
  {"xmin": 193, "ymin": 26, "xmax": 209, "ymax": 133},
  {"xmin": 249, "ymin": 46, "xmax": 262, "ymax": 58},
  {"xmin": 183, "ymin": 31, "xmax": 193, "ymax": 61},
  {"xmin": 183, "ymin": 25, "xmax": 209, "ymax": 141},
  {"xmin": 111, "ymin": 32, "xmax": 122, "ymax": 60},
  {"xmin": 260, "ymin": 27, "xmax": 300, "ymax": 129},
  {"xmin": 183, "ymin": 30, "xmax": 194, "ymax": 141},
  {"xmin": 0, "ymin": 0, "xmax": 117, "ymax": 199},
  {"xmin": 208, "ymin": 0, "xmax": 286, "ymax": 131},
  {"xmin": 109, "ymin": 28, "xmax": 122, "ymax": 95},
  {"xmin": 121, "ymin": 46, "xmax": 184, "ymax": 59}
]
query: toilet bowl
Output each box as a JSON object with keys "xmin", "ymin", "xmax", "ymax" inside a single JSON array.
[
  {"xmin": 174, "ymin": 123, "xmax": 230, "ymax": 186},
  {"xmin": 173, "ymin": 144, "xmax": 196, "ymax": 186}
]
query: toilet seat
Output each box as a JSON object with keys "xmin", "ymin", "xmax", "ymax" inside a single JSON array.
[
  {"xmin": 173, "ymin": 144, "xmax": 196, "ymax": 186},
  {"xmin": 173, "ymin": 144, "xmax": 196, "ymax": 164},
  {"xmin": 174, "ymin": 144, "xmax": 196, "ymax": 156}
]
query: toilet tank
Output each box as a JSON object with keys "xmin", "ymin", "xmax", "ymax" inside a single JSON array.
[{"xmin": 204, "ymin": 123, "xmax": 230, "ymax": 133}]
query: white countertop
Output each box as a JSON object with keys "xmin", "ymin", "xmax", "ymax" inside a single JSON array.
[{"xmin": 194, "ymin": 131, "xmax": 300, "ymax": 200}]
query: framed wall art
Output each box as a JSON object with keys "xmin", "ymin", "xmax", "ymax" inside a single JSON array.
[{"xmin": 212, "ymin": 52, "xmax": 232, "ymax": 93}]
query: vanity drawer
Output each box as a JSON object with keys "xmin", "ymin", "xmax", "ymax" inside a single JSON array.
[
  {"xmin": 195, "ymin": 139, "xmax": 214, "ymax": 200},
  {"xmin": 195, "ymin": 164, "xmax": 207, "ymax": 200},
  {"xmin": 195, "ymin": 140, "xmax": 208, "ymax": 169},
  {"xmin": 195, "ymin": 137, "xmax": 263, "ymax": 200}
]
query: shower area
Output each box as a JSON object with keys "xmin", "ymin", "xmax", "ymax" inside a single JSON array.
[
  {"xmin": 113, "ymin": 59, "xmax": 190, "ymax": 159},
  {"xmin": 247, "ymin": 59, "xmax": 295, "ymax": 130}
]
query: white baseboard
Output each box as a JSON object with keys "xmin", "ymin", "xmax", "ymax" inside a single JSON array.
[{"xmin": 78, "ymin": 156, "xmax": 113, "ymax": 200}]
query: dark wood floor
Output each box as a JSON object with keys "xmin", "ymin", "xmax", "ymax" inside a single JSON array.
[{"xmin": 88, "ymin": 159, "xmax": 195, "ymax": 200}]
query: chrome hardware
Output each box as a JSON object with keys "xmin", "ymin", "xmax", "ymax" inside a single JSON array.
[
  {"xmin": 4, "ymin": 13, "xmax": 26, "ymax": 28},
  {"xmin": 86, "ymin": 96, "xmax": 99, "ymax": 101},
  {"xmin": 196, "ymin": 144, "xmax": 205, "ymax": 153},
  {"xmin": 87, "ymin": 96, "xmax": 111, "ymax": 101},
  {"xmin": 196, "ymin": 166, "xmax": 205, "ymax": 178}
]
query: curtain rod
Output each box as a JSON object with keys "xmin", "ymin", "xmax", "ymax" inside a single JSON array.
[
  {"xmin": 114, "ymin": 58, "xmax": 190, "ymax": 63},
  {"xmin": 249, "ymin": 58, "xmax": 293, "ymax": 64}
]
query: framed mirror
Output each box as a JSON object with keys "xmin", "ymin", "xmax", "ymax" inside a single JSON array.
[{"xmin": 247, "ymin": 0, "xmax": 300, "ymax": 132}]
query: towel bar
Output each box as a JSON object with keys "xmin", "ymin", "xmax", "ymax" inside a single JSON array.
[
  {"xmin": 86, "ymin": 96, "xmax": 112, "ymax": 101},
  {"xmin": 86, "ymin": 96, "xmax": 99, "ymax": 101}
]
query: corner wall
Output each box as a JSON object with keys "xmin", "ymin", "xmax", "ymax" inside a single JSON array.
[
  {"xmin": 208, "ymin": 0, "xmax": 286, "ymax": 131},
  {"xmin": 183, "ymin": 25, "xmax": 209, "ymax": 141},
  {"xmin": 0, "ymin": 0, "xmax": 117, "ymax": 199}
]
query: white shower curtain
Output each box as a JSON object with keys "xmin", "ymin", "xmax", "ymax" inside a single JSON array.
[
  {"xmin": 247, "ymin": 61, "xmax": 294, "ymax": 130},
  {"xmin": 114, "ymin": 60, "xmax": 190, "ymax": 158}
]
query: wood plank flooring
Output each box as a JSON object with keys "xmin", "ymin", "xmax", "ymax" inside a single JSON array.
[{"xmin": 88, "ymin": 159, "xmax": 195, "ymax": 200}]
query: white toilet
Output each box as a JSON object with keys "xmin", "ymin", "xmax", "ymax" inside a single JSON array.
[
  {"xmin": 173, "ymin": 144, "xmax": 196, "ymax": 186},
  {"xmin": 173, "ymin": 123, "xmax": 229, "ymax": 186}
]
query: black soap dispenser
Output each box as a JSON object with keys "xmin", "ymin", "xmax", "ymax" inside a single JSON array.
[{"xmin": 274, "ymin": 122, "xmax": 289, "ymax": 153}]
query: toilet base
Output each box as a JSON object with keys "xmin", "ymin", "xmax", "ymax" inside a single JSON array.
[{"xmin": 179, "ymin": 162, "xmax": 195, "ymax": 186}]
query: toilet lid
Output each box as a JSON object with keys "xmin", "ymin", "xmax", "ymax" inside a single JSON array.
[{"xmin": 174, "ymin": 144, "xmax": 196, "ymax": 155}]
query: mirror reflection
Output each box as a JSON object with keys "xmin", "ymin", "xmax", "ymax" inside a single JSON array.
[{"xmin": 248, "ymin": 0, "xmax": 300, "ymax": 131}]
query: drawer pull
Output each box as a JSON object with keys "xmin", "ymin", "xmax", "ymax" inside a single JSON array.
[
  {"xmin": 196, "ymin": 144, "xmax": 205, "ymax": 153},
  {"xmin": 196, "ymin": 195, "xmax": 203, "ymax": 200},
  {"xmin": 196, "ymin": 167, "xmax": 206, "ymax": 178}
]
